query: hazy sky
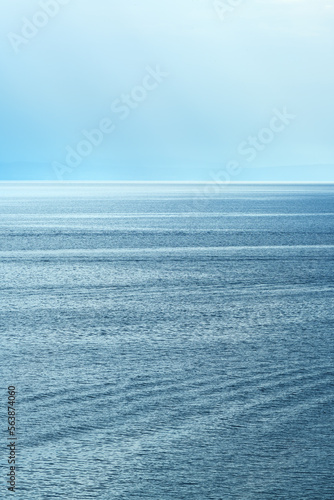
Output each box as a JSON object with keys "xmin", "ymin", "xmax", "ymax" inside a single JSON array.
[{"xmin": 1, "ymin": 0, "xmax": 333, "ymax": 181}]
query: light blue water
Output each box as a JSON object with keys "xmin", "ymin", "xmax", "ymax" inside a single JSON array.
[{"xmin": 0, "ymin": 183, "xmax": 333, "ymax": 499}]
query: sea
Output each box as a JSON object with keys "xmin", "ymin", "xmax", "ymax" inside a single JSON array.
[{"xmin": 0, "ymin": 182, "xmax": 333, "ymax": 499}]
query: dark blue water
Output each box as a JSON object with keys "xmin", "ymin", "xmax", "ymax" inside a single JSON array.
[{"xmin": 0, "ymin": 182, "xmax": 333, "ymax": 499}]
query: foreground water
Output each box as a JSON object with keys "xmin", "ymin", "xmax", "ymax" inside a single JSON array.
[{"xmin": 0, "ymin": 182, "xmax": 333, "ymax": 499}]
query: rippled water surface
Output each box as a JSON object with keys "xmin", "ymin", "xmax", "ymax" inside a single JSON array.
[{"xmin": 0, "ymin": 183, "xmax": 333, "ymax": 499}]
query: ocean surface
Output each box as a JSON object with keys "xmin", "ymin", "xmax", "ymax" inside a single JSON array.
[{"xmin": 0, "ymin": 182, "xmax": 333, "ymax": 500}]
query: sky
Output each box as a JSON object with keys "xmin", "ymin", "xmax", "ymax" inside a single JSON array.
[{"xmin": 0, "ymin": 0, "xmax": 333, "ymax": 181}]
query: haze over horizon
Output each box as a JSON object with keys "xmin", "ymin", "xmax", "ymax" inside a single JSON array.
[{"xmin": 1, "ymin": 0, "xmax": 333, "ymax": 181}]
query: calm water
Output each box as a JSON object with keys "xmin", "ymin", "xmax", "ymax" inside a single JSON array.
[{"xmin": 0, "ymin": 182, "xmax": 333, "ymax": 499}]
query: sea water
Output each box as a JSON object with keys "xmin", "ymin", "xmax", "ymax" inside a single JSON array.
[{"xmin": 0, "ymin": 182, "xmax": 333, "ymax": 499}]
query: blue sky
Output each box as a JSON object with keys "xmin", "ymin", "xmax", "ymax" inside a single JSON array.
[{"xmin": 0, "ymin": 0, "xmax": 333, "ymax": 181}]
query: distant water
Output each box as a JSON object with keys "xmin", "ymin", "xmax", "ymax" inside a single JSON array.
[{"xmin": 0, "ymin": 182, "xmax": 333, "ymax": 499}]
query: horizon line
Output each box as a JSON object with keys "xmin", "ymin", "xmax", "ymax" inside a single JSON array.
[{"xmin": 1, "ymin": 181, "xmax": 334, "ymax": 185}]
